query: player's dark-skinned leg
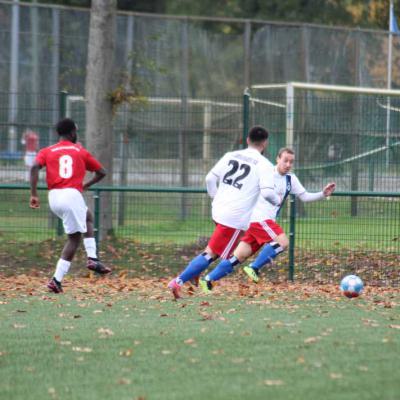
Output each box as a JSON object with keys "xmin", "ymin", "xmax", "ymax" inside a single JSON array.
[
  {"xmin": 61, "ymin": 232, "xmax": 82, "ymax": 261},
  {"xmin": 84, "ymin": 209, "xmax": 111, "ymax": 274}
]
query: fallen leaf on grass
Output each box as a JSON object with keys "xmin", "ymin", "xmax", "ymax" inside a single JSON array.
[
  {"xmin": 231, "ymin": 358, "xmax": 246, "ymax": 364},
  {"xmin": 12, "ymin": 323, "xmax": 26, "ymax": 329},
  {"xmin": 389, "ymin": 324, "xmax": 400, "ymax": 329},
  {"xmin": 117, "ymin": 378, "xmax": 131, "ymax": 385},
  {"xmin": 72, "ymin": 347, "xmax": 92, "ymax": 353},
  {"xmin": 63, "ymin": 326, "xmax": 74, "ymax": 330},
  {"xmin": 304, "ymin": 337, "xmax": 320, "ymax": 344},
  {"xmin": 264, "ymin": 380, "xmax": 284, "ymax": 386},
  {"xmin": 98, "ymin": 328, "xmax": 114, "ymax": 338},
  {"xmin": 120, "ymin": 349, "xmax": 133, "ymax": 357},
  {"xmin": 329, "ymin": 373, "xmax": 343, "ymax": 379},
  {"xmin": 184, "ymin": 338, "xmax": 196, "ymax": 345}
]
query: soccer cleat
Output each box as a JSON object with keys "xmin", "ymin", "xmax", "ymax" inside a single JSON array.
[
  {"xmin": 168, "ymin": 278, "xmax": 182, "ymax": 300},
  {"xmin": 47, "ymin": 277, "xmax": 63, "ymax": 293},
  {"xmin": 87, "ymin": 258, "xmax": 112, "ymax": 275},
  {"xmin": 243, "ymin": 266, "xmax": 260, "ymax": 283},
  {"xmin": 199, "ymin": 279, "xmax": 213, "ymax": 294},
  {"xmin": 189, "ymin": 275, "xmax": 200, "ymax": 287}
]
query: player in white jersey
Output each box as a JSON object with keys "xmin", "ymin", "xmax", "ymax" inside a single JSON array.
[
  {"xmin": 168, "ymin": 126, "xmax": 276, "ymax": 299},
  {"xmin": 199, "ymin": 147, "xmax": 336, "ymax": 291}
]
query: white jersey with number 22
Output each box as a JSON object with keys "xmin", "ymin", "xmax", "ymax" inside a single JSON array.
[{"xmin": 206, "ymin": 147, "xmax": 274, "ymax": 230}]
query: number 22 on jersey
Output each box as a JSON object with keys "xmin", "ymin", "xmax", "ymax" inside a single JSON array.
[
  {"xmin": 59, "ymin": 155, "xmax": 73, "ymax": 178},
  {"xmin": 222, "ymin": 160, "xmax": 251, "ymax": 189}
]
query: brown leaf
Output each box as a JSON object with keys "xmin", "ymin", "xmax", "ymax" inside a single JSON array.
[
  {"xmin": 304, "ymin": 336, "xmax": 319, "ymax": 344},
  {"xmin": 119, "ymin": 349, "xmax": 133, "ymax": 357},
  {"xmin": 117, "ymin": 378, "xmax": 131, "ymax": 385}
]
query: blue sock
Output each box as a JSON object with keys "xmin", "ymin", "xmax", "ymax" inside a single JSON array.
[
  {"xmin": 206, "ymin": 256, "xmax": 240, "ymax": 282},
  {"xmin": 250, "ymin": 242, "xmax": 283, "ymax": 270},
  {"xmin": 178, "ymin": 252, "xmax": 214, "ymax": 284}
]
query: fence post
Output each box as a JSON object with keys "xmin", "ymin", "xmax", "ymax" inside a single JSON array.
[
  {"xmin": 93, "ymin": 189, "xmax": 100, "ymax": 244},
  {"xmin": 242, "ymin": 88, "xmax": 250, "ymax": 148},
  {"xmin": 59, "ymin": 91, "xmax": 67, "ymax": 118},
  {"xmin": 288, "ymin": 194, "xmax": 296, "ymax": 281}
]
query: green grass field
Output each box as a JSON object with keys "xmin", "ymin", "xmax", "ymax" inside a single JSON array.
[{"xmin": 0, "ymin": 276, "xmax": 399, "ymax": 400}]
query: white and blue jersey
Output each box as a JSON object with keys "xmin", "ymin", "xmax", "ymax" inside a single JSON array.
[{"xmin": 250, "ymin": 168, "xmax": 306, "ymax": 222}]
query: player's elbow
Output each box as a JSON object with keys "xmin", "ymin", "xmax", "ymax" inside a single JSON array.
[
  {"xmin": 97, "ymin": 168, "xmax": 106, "ymax": 179},
  {"xmin": 261, "ymin": 187, "xmax": 280, "ymax": 206}
]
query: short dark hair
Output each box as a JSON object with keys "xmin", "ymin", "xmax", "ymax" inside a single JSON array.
[
  {"xmin": 56, "ymin": 118, "xmax": 77, "ymax": 136},
  {"xmin": 248, "ymin": 125, "xmax": 269, "ymax": 143}
]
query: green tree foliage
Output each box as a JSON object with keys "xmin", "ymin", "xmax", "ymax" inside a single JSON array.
[{"xmin": 26, "ymin": 0, "xmax": 400, "ymax": 30}]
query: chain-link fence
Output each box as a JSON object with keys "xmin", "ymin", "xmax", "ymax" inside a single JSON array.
[
  {"xmin": 1, "ymin": 1, "xmax": 400, "ymax": 99},
  {"xmin": 0, "ymin": 186, "xmax": 399, "ymax": 286},
  {"xmin": 0, "ymin": 92, "xmax": 399, "ymax": 285}
]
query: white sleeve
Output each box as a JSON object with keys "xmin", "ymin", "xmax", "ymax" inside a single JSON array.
[
  {"xmin": 205, "ymin": 170, "xmax": 219, "ymax": 198},
  {"xmin": 290, "ymin": 174, "xmax": 325, "ymax": 202},
  {"xmin": 260, "ymin": 187, "xmax": 281, "ymax": 206},
  {"xmin": 259, "ymin": 164, "xmax": 280, "ymax": 205},
  {"xmin": 297, "ymin": 191, "xmax": 325, "ymax": 202}
]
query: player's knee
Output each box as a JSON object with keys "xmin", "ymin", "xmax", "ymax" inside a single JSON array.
[{"xmin": 276, "ymin": 235, "xmax": 289, "ymax": 250}]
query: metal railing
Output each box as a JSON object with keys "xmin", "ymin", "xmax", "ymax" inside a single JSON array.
[{"xmin": 1, "ymin": 184, "xmax": 398, "ymax": 285}]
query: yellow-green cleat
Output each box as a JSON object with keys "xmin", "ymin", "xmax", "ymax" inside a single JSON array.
[
  {"xmin": 243, "ymin": 266, "xmax": 260, "ymax": 283},
  {"xmin": 199, "ymin": 279, "xmax": 213, "ymax": 294}
]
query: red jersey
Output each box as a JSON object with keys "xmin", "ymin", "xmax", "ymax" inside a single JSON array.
[{"xmin": 36, "ymin": 140, "xmax": 102, "ymax": 192}]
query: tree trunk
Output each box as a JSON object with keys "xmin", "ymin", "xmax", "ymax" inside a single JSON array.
[{"xmin": 85, "ymin": 0, "xmax": 117, "ymax": 240}]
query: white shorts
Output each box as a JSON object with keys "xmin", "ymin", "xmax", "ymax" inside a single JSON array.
[
  {"xmin": 48, "ymin": 188, "xmax": 88, "ymax": 234},
  {"xmin": 24, "ymin": 152, "xmax": 36, "ymax": 167}
]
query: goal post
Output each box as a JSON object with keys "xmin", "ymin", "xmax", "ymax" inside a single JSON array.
[{"xmin": 249, "ymin": 82, "xmax": 400, "ymax": 195}]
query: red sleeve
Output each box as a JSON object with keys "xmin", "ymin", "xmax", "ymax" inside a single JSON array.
[
  {"xmin": 84, "ymin": 150, "xmax": 102, "ymax": 172},
  {"xmin": 36, "ymin": 148, "xmax": 47, "ymax": 166}
]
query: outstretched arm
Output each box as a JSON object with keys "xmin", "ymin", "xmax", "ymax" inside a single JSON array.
[
  {"xmin": 297, "ymin": 182, "xmax": 336, "ymax": 202},
  {"xmin": 30, "ymin": 163, "xmax": 42, "ymax": 208},
  {"xmin": 83, "ymin": 168, "xmax": 106, "ymax": 191}
]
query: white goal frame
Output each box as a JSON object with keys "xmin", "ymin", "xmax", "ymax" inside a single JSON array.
[{"xmin": 251, "ymin": 81, "xmax": 400, "ymax": 166}]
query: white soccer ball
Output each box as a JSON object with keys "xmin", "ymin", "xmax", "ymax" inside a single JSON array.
[{"xmin": 340, "ymin": 275, "xmax": 364, "ymax": 298}]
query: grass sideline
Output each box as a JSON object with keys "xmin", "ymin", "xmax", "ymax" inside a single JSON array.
[{"xmin": 0, "ymin": 275, "xmax": 399, "ymax": 400}]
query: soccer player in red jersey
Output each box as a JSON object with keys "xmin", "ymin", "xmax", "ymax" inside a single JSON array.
[{"xmin": 29, "ymin": 118, "xmax": 111, "ymax": 293}]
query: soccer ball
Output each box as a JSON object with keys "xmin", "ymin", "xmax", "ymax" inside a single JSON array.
[{"xmin": 340, "ymin": 275, "xmax": 364, "ymax": 298}]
